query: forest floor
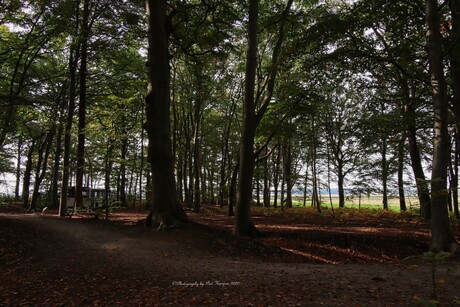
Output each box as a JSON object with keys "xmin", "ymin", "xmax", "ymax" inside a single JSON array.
[{"xmin": 1, "ymin": 204, "xmax": 460, "ymax": 306}]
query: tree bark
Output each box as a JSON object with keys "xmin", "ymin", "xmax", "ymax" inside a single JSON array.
[
  {"xmin": 282, "ymin": 138, "xmax": 293, "ymax": 208},
  {"xmin": 405, "ymin": 103, "xmax": 432, "ymax": 218},
  {"xmin": 234, "ymin": 0, "xmax": 294, "ymax": 236},
  {"xmin": 75, "ymin": 0, "xmax": 90, "ymax": 209},
  {"xmin": 426, "ymin": 0, "xmax": 459, "ymax": 252},
  {"xmin": 49, "ymin": 123, "xmax": 63, "ymax": 209},
  {"xmin": 311, "ymin": 136, "xmax": 320, "ymax": 211},
  {"xmin": 453, "ymin": 126, "xmax": 460, "ymax": 219},
  {"xmin": 59, "ymin": 9, "xmax": 80, "ymax": 216},
  {"xmin": 193, "ymin": 94, "xmax": 202, "ymax": 211},
  {"xmin": 120, "ymin": 133, "xmax": 128, "ymax": 207},
  {"xmin": 14, "ymin": 136, "xmax": 22, "ymax": 201},
  {"xmin": 263, "ymin": 147, "xmax": 271, "ymax": 208},
  {"xmin": 381, "ymin": 138, "xmax": 389, "ymax": 210},
  {"xmin": 273, "ymin": 144, "xmax": 281, "ymax": 209},
  {"xmin": 449, "ymin": 0, "xmax": 460, "ymax": 220},
  {"xmin": 145, "ymin": 0, "xmax": 187, "ymax": 229},
  {"xmin": 449, "ymin": 0, "xmax": 460, "ymax": 121},
  {"xmin": 22, "ymin": 140, "xmax": 36, "ymax": 209},
  {"xmin": 228, "ymin": 161, "xmax": 238, "ymax": 216},
  {"xmin": 337, "ymin": 160, "xmax": 345, "ymax": 208},
  {"xmin": 29, "ymin": 130, "xmax": 54, "ymax": 213},
  {"xmin": 397, "ymin": 133, "xmax": 407, "ymax": 211},
  {"xmin": 234, "ymin": 0, "xmax": 260, "ymax": 236}
]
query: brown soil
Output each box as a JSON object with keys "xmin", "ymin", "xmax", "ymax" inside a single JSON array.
[{"xmin": 1, "ymin": 205, "xmax": 459, "ymax": 306}]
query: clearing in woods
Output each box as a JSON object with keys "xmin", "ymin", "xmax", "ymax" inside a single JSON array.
[{"xmin": 0, "ymin": 205, "xmax": 459, "ymax": 306}]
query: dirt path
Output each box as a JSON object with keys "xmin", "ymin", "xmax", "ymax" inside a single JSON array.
[{"xmin": 0, "ymin": 212, "xmax": 459, "ymax": 306}]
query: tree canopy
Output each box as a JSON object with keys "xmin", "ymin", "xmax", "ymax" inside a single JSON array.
[{"xmin": 0, "ymin": 0, "xmax": 458, "ymax": 251}]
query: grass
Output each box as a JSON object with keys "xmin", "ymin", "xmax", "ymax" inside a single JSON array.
[{"xmin": 257, "ymin": 194, "xmax": 421, "ymax": 212}]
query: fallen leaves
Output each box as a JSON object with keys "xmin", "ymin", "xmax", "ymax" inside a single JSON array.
[{"xmin": 0, "ymin": 208, "xmax": 459, "ymax": 306}]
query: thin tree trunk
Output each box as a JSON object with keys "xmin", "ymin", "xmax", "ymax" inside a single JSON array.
[
  {"xmin": 454, "ymin": 126, "xmax": 460, "ymax": 219},
  {"xmin": 104, "ymin": 138, "xmax": 114, "ymax": 220},
  {"xmin": 75, "ymin": 0, "xmax": 89, "ymax": 209},
  {"xmin": 337, "ymin": 161, "xmax": 345, "ymax": 209},
  {"xmin": 219, "ymin": 97, "xmax": 237, "ymax": 207},
  {"xmin": 449, "ymin": 0, "xmax": 460, "ymax": 220},
  {"xmin": 283, "ymin": 138, "xmax": 293, "ymax": 208},
  {"xmin": 139, "ymin": 102, "xmax": 145, "ymax": 208},
  {"xmin": 22, "ymin": 140, "xmax": 36, "ymax": 209},
  {"xmin": 381, "ymin": 139, "xmax": 389, "ymax": 210},
  {"xmin": 14, "ymin": 136, "xmax": 22, "ymax": 201},
  {"xmin": 192, "ymin": 64, "xmax": 203, "ymax": 211},
  {"xmin": 193, "ymin": 101, "xmax": 201, "ymax": 211},
  {"xmin": 398, "ymin": 132, "xmax": 407, "ymax": 211},
  {"xmin": 311, "ymin": 142, "xmax": 319, "ymax": 210},
  {"xmin": 405, "ymin": 103, "xmax": 432, "ymax": 219},
  {"xmin": 234, "ymin": 0, "xmax": 259, "ymax": 236},
  {"xmin": 59, "ymin": 1, "xmax": 80, "ymax": 217},
  {"xmin": 449, "ymin": 0, "xmax": 460, "ymax": 122},
  {"xmin": 228, "ymin": 161, "xmax": 238, "ymax": 216},
  {"xmin": 326, "ymin": 144, "xmax": 334, "ymax": 213},
  {"xmin": 273, "ymin": 144, "xmax": 281, "ymax": 209},
  {"xmin": 49, "ymin": 123, "xmax": 63, "ymax": 209},
  {"xmin": 263, "ymin": 147, "xmax": 270, "ymax": 207},
  {"xmin": 256, "ymin": 168, "xmax": 261, "ymax": 206},
  {"xmin": 235, "ymin": 0, "xmax": 294, "ymax": 236},
  {"xmin": 29, "ymin": 130, "xmax": 54, "ymax": 213},
  {"xmin": 120, "ymin": 134, "xmax": 128, "ymax": 207},
  {"xmin": 426, "ymin": 0, "xmax": 458, "ymax": 252},
  {"xmin": 303, "ymin": 163, "xmax": 308, "ymax": 207}
]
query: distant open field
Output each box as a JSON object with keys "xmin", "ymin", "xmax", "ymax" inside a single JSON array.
[{"xmin": 264, "ymin": 194, "xmax": 422, "ymax": 212}]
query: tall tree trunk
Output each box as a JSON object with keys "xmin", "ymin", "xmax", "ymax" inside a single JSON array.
[
  {"xmin": 22, "ymin": 140, "xmax": 36, "ymax": 209},
  {"xmin": 398, "ymin": 133, "xmax": 407, "ymax": 211},
  {"xmin": 449, "ymin": 0, "xmax": 460, "ymax": 220},
  {"xmin": 120, "ymin": 134, "xmax": 128, "ymax": 207},
  {"xmin": 454, "ymin": 125, "xmax": 460, "ymax": 219},
  {"xmin": 176, "ymin": 154, "xmax": 184, "ymax": 203},
  {"xmin": 193, "ymin": 98, "xmax": 202, "ymax": 212},
  {"xmin": 326, "ymin": 144, "xmax": 334, "ymax": 212},
  {"xmin": 449, "ymin": 0, "xmax": 460, "ymax": 121},
  {"xmin": 263, "ymin": 147, "xmax": 271, "ymax": 208},
  {"xmin": 75, "ymin": 0, "xmax": 90, "ymax": 209},
  {"xmin": 49, "ymin": 123, "xmax": 63, "ymax": 209},
  {"xmin": 50, "ymin": 84, "xmax": 68, "ymax": 210},
  {"xmin": 14, "ymin": 136, "xmax": 23, "ymax": 201},
  {"xmin": 273, "ymin": 144, "xmax": 281, "ymax": 209},
  {"xmin": 235, "ymin": 0, "xmax": 294, "ymax": 236},
  {"xmin": 234, "ymin": 0, "xmax": 260, "ymax": 236},
  {"xmin": 139, "ymin": 102, "xmax": 145, "ymax": 208},
  {"xmin": 228, "ymin": 161, "xmax": 238, "ymax": 216},
  {"xmin": 405, "ymin": 103, "xmax": 432, "ymax": 219},
  {"xmin": 59, "ymin": 1, "xmax": 80, "ymax": 216},
  {"xmin": 145, "ymin": 0, "xmax": 187, "ymax": 228},
  {"xmin": 29, "ymin": 130, "xmax": 54, "ymax": 213},
  {"xmin": 282, "ymin": 138, "xmax": 293, "ymax": 208},
  {"xmin": 381, "ymin": 138, "xmax": 389, "ymax": 210},
  {"xmin": 219, "ymin": 97, "xmax": 237, "ymax": 207},
  {"xmin": 311, "ymin": 139, "xmax": 320, "ymax": 211},
  {"xmin": 256, "ymin": 167, "xmax": 261, "ymax": 206},
  {"xmin": 426, "ymin": 0, "xmax": 458, "ymax": 252},
  {"xmin": 104, "ymin": 138, "xmax": 114, "ymax": 219},
  {"xmin": 337, "ymin": 160, "xmax": 345, "ymax": 209}
]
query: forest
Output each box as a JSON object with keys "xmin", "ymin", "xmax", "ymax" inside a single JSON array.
[
  {"xmin": 2, "ymin": 0, "xmax": 460, "ymax": 305},
  {"xmin": 0, "ymin": 0, "xmax": 460, "ymax": 306}
]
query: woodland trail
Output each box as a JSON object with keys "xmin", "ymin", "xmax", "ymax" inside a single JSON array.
[{"xmin": 0, "ymin": 211, "xmax": 459, "ymax": 306}]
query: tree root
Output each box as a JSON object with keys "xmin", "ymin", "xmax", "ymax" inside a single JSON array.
[{"xmin": 145, "ymin": 210, "xmax": 186, "ymax": 230}]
